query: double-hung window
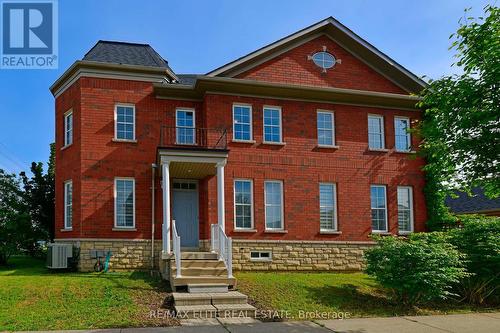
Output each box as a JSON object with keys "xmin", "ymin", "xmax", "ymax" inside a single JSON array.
[
  {"xmin": 368, "ymin": 115, "xmax": 385, "ymax": 149},
  {"xmin": 233, "ymin": 104, "xmax": 252, "ymax": 141},
  {"xmin": 64, "ymin": 180, "xmax": 72, "ymax": 229},
  {"xmin": 264, "ymin": 181, "xmax": 284, "ymax": 230},
  {"xmin": 115, "ymin": 178, "xmax": 135, "ymax": 228},
  {"xmin": 115, "ymin": 105, "xmax": 135, "ymax": 140},
  {"xmin": 234, "ymin": 180, "xmax": 253, "ymax": 229},
  {"xmin": 397, "ymin": 186, "xmax": 414, "ymax": 234},
  {"xmin": 176, "ymin": 109, "xmax": 195, "ymax": 144},
  {"xmin": 317, "ymin": 111, "xmax": 335, "ymax": 146},
  {"xmin": 370, "ymin": 185, "xmax": 388, "ymax": 232},
  {"xmin": 263, "ymin": 107, "xmax": 282, "ymax": 143},
  {"xmin": 319, "ymin": 183, "xmax": 337, "ymax": 231},
  {"xmin": 64, "ymin": 110, "xmax": 73, "ymax": 146},
  {"xmin": 394, "ymin": 117, "xmax": 411, "ymax": 151}
]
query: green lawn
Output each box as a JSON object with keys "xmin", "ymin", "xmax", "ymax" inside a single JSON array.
[
  {"xmin": 236, "ymin": 272, "xmax": 495, "ymax": 320},
  {"xmin": 0, "ymin": 256, "xmax": 176, "ymax": 331}
]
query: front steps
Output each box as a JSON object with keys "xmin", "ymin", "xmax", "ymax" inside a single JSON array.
[{"xmin": 173, "ymin": 291, "xmax": 256, "ymax": 319}]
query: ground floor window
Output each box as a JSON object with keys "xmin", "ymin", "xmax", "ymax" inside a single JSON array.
[
  {"xmin": 234, "ymin": 179, "xmax": 253, "ymax": 229},
  {"xmin": 319, "ymin": 183, "xmax": 337, "ymax": 231},
  {"xmin": 264, "ymin": 180, "xmax": 284, "ymax": 230},
  {"xmin": 115, "ymin": 178, "xmax": 135, "ymax": 228},
  {"xmin": 64, "ymin": 180, "xmax": 72, "ymax": 229},
  {"xmin": 397, "ymin": 186, "xmax": 414, "ymax": 234},
  {"xmin": 370, "ymin": 185, "xmax": 387, "ymax": 232}
]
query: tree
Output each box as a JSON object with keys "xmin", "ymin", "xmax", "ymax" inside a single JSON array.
[{"xmin": 418, "ymin": 5, "xmax": 500, "ymax": 229}]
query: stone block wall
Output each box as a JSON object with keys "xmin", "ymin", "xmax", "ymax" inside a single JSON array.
[{"xmin": 232, "ymin": 240, "xmax": 374, "ymax": 271}]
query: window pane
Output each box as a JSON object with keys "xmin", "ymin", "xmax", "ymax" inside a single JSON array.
[
  {"xmin": 234, "ymin": 106, "xmax": 252, "ymax": 141},
  {"xmin": 265, "ymin": 182, "xmax": 283, "ymax": 229},
  {"xmin": 116, "ymin": 106, "xmax": 134, "ymax": 140},
  {"xmin": 263, "ymin": 108, "xmax": 281, "ymax": 142},
  {"xmin": 398, "ymin": 187, "xmax": 413, "ymax": 232},
  {"xmin": 234, "ymin": 180, "xmax": 252, "ymax": 229},
  {"xmin": 368, "ymin": 116, "xmax": 384, "ymax": 149},
  {"xmin": 395, "ymin": 118, "xmax": 410, "ymax": 151},
  {"xmin": 116, "ymin": 179, "xmax": 134, "ymax": 227},
  {"xmin": 370, "ymin": 186, "xmax": 387, "ymax": 231},
  {"xmin": 319, "ymin": 184, "xmax": 336, "ymax": 230}
]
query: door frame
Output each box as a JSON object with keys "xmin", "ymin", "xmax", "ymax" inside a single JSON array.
[{"xmin": 172, "ymin": 179, "xmax": 199, "ymax": 249}]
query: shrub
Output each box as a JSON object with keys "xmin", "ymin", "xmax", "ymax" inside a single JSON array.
[
  {"xmin": 449, "ymin": 215, "xmax": 500, "ymax": 304},
  {"xmin": 365, "ymin": 233, "xmax": 468, "ymax": 304}
]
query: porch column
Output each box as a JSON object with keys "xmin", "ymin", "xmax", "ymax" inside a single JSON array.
[
  {"xmin": 216, "ymin": 161, "xmax": 226, "ymax": 232},
  {"xmin": 162, "ymin": 162, "xmax": 171, "ymax": 254}
]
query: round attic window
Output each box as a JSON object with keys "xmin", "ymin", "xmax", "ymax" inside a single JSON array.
[{"xmin": 312, "ymin": 51, "xmax": 336, "ymax": 69}]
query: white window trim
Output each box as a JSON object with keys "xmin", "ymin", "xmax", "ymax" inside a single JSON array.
[
  {"xmin": 114, "ymin": 177, "xmax": 136, "ymax": 229},
  {"xmin": 175, "ymin": 108, "xmax": 196, "ymax": 145},
  {"xmin": 64, "ymin": 180, "xmax": 72, "ymax": 230},
  {"xmin": 371, "ymin": 184, "xmax": 388, "ymax": 233},
  {"xmin": 317, "ymin": 110, "xmax": 336, "ymax": 147},
  {"xmin": 397, "ymin": 186, "xmax": 414, "ymax": 234},
  {"xmin": 263, "ymin": 106, "xmax": 283, "ymax": 144},
  {"xmin": 319, "ymin": 182, "xmax": 338, "ymax": 231},
  {"xmin": 264, "ymin": 180, "xmax": 284, "ymax": 231},
  {"xmin": 250, "ymin": 250, "xmax": 273, "ymax": 262},
  {"xmin": 114, "ymin": 104, "xmax": 136, "ymax": 141},
  {"xmin": 232, "ymin": 104, "xmax": 253, "ymax": 142},
  {"xmin": 64, "ymin": 109, "xmax": 73, "ymax": 147},
  {"xmin": 368, "ymin": 114, "xmax": 385, "ymax": 149},
  {"xmin": 394, "ymin": 116, "xmax": 411, "ymax": 152},
  {"xmin": 233, "ymin": 179, "xmax": 254, "ymax": 230}
]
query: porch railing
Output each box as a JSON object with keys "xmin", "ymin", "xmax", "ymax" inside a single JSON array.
[
  {"xmin": 160, "ymin": 126, "xmax": 228, "ymax": 150},
  {"xmin": 172, "ymin": 219, "xmax": 182, "ymax": 278},
  {"xmin": 210, "ymin": 224, "xmax": 233, "ymax": 278}
]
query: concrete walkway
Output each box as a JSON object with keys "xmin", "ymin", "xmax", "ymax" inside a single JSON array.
[{"xmin": 14, "ymin": 313, "xmax": 500, "ymax": 333}]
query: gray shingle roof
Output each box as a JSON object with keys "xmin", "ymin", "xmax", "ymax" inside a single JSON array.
[
  {"xmin": 176, "ymin": 74, "xmax": 198, "ymax": 86},
  {"xmin": 83, "ymin": 40, "xmax": 170, "ymax": 68},
  {"xmin": 446, "ymin": 188, "xmax": 500, "ymax": 214}
]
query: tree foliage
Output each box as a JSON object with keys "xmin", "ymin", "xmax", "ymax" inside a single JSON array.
[{"xmin": 418, "ymin": 5, "xmax": 500, "ymax": 229}]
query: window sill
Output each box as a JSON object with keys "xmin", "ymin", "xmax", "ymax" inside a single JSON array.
[
  {"xmin": 233, "ymin": 228, "xmax": 258, "ymax": 233},
  {"xmin": 262, "ymin": 141, "xmax": 286, "ymax": 146},
  {"xmin": 250, "ymin": 258, "xmax": 272, "ymax": 262},
  {"xmin": 317, "ymin": 144, "xmax": 339, "ymax": 149},
  {"xmin": 394, "ymin": 150, "xmax": 417, "ymax": 154},
  {"xmin": 371, "ymin": 231, "xmax": 392, "ymax": 236},
  {"xmin": 112, "ymin": 138, "xmax": 137, "ymax": 143},
  {"xmin": 367, "ymin": 148, "xmax": 389, "ymax": 152},
  {"xmin": 264, "ymin": 229, "xmax": 288, "ymax": 234},
  {"xmin": 112, "ymin": 227, "xmax": 137, "ymax": 231},
  {"xmin": 232, "ymin": 139, "xmax": 256, "ymax": 144},
  {"xmin": 398, "ymin": 231, "xmax": 413, "ymax": 235},
  {"xmin": 61, "ymin": 144, "xmax": 73, "ymax": 151},
  {"xmin": 320, "ymin": 230, "xmax": 342, "ymax": 235},
  {"xmin": 60, "ymin": 228, "xmax": 73, "ymax": 232}
]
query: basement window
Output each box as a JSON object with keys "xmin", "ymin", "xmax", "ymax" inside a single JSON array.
[{"xmin": 250, "ymin": 251, "xmax": 272, "ymax": 262}]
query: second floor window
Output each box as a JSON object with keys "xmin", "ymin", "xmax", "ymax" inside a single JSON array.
[
  {"xmin": 317, "ymin": 111, "xmax": 335, "ymax": 146},
  {"xmin": 64, "ymin": 180, "xmax": 72, "ymax": 229},
  {"xmin": 233, "ymin": 105, "xmax": 252, "ymax": 141},
  {"xmin": 115, "ymin": 178, "xmax": 135, "ymax": 228},
  {"xmin": 371, "ymin": 185, "xmax": 387, "ymax": 232},
  {"xmin": 234, "ymin": 179, "xmax": 253, "ymax": 229},
  {"xmin": 263, "ymin": 107, "xmax": 282, "ymax": 143},
  {"xmin": 394, "ymin": 117, "xmax": 411, "ymax": 151},
  {"xmin": 368, "ymin": 115, "xmax": 385, "ymax": 149},
  {"xmin": 64, "ymin": 110, "xmax": 73, "ymax": 146},
  {"xmin": 176, "ymin": 109, "xmax": 195, "ymax": 144},
  {"xmin": 115, "ymin": 105, "xmax": 135, "ymax": 141}
]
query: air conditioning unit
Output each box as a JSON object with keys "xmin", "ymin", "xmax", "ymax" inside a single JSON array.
[{"xmin": 47, "ymin": 243, "xmax": 73, "ymax": 269}]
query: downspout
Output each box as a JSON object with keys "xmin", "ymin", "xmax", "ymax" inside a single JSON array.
[{"xmin": 151, "ymin": 163, "xmax": 158, "ymax": 270}]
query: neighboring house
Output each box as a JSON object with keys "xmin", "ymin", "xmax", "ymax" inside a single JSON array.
[
  {"xmin": 51, "ymin": 17, "xmax": 427, "ymax": 284},
  {"xmin": 446, "ymin": 188, "xmax": 500, "ymax": 216}
]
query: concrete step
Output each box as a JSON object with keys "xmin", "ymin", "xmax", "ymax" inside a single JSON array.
[
  {"xmin": 172, "ymin": 267, "xmax": 228, "ymax": 276},
  {"xmin": 175, "ymin": 304, "xmax": 217, "ymax": 319},
  {"xmin": 211, "ymin": 291, "xmax": 248, "ymax": 305},
  {"xmin": 172, "ymin": 292, "xmax": 212, "ymax": 306},
  {"xmin": 173, "ymin": 275, "xmax": 236, "ymax": 287},
  {"xmin": 181, "ymin": 252, "xmax": 218, "ymax": 260},
  {"xmin": 215, "ymin": 303, "xmax": 257, "ymax": 318},
  {"xmin": 188, "ymin": 283, "xmax": 229, "ymax": 293},
  {"xmin": 174, "ymin": 259, "xmax": 226, "ymax": 269}
]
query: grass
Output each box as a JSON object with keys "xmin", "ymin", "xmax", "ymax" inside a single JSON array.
[
  {"xmin": 236, "ymin": 271, "xmax": 496, "ymax": 320},
  {"xmin": 0, "ymin": 256, "xmax": 176, "ymax": 331}
]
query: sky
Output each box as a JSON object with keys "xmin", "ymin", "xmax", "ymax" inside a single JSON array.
[{"xmin": 0, "ymin": 0, "xmax": 494, "ymax": 175}]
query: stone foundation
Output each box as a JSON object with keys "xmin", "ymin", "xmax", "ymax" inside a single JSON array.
[
  {"xmin": 232, "ymin": 240, "xmax": 374, "ymax": 271},
  {"xmin": 55, "ymin": 239, "xmax": 162, "ymax": 271}
]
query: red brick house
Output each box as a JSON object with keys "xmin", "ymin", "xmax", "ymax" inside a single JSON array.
[{"xmin": 51, "ymin": 17, "xmax": 427, "ymax": 285}]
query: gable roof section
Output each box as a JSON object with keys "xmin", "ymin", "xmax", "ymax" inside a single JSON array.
[{"xmin": 206, "ymin": 17, "xmax": 426, "ymax": 94}]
